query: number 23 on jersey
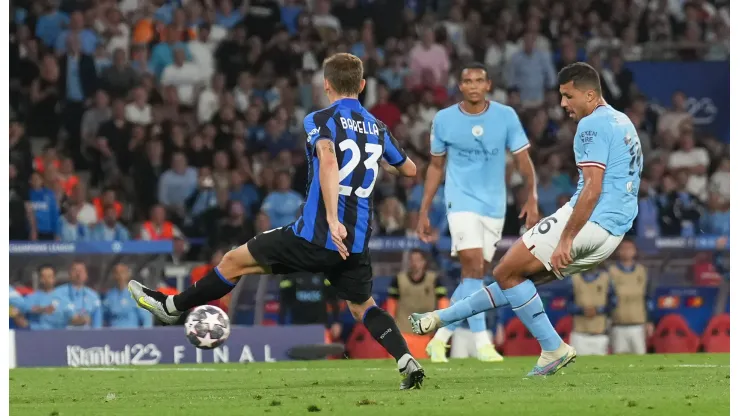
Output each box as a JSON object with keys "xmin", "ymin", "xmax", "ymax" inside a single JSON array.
[{"xmin": 337, "ymin": 141, "xmax": 382, "ymax": 198}]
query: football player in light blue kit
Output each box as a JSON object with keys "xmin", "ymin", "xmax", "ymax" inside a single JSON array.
[
  {"xmin": 417, "ymin": 63, "xmax": 540, "ymax": 363},
  {"xmin": 411, "ymin": 62, "xmax": 643, "ymax": 376}
]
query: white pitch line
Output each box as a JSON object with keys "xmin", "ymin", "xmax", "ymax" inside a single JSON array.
[{"xmin": 674, "ymin": 364, "xmax": 728, "ymax": 368}]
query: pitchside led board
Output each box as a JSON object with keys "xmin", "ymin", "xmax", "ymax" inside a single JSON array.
[{"xmin": 9, "ymin": 326, "xmax": 325, "ymax": 369}]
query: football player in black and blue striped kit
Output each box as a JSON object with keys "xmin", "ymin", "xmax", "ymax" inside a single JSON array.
[{"xmin": 129, "ymin": 53, "xmax": 424, "ymax": 389}]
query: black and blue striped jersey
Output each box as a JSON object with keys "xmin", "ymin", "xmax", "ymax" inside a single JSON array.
[{"xmin": 292, "ymin": 98, "xmax": 407, "ymax": 253}]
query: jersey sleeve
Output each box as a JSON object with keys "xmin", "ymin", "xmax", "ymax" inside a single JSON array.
[
  {"xmin": 382, "ymin": 128, "xmax": 408, "ymax": 167},
  {"xmin": 430, "ymin": 114, "xmax": 447, "ymax": 156},
  {"xmin": 574, "ymin": 116, "xmax": 610, "ymax": 170},
  {"xmin": 505, "ymin": 107, "xmax": 530, "ymax": 154},
  {"xmin": 304, "ymin": 111, "xmax": 337, "ymax": 148}
]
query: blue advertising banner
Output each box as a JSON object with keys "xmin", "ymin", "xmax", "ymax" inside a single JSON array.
[
  {"xmin": 9, "ymin": 241, "xmax": 173, "ymax": 255},
  {"xmin": 7, "ymin": 236, "xmax": 728, "ymax": 255},
  {"xmin": 11, "ymin": 325, "xmax": 325, "ymax": 368},
  {"xmin": 625, "ymin": 61, "xmax": 730, "ymax": 142}
]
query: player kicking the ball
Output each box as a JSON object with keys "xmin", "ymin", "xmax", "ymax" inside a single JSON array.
[
  {"xmin": 130, "ymin": 53, "xmax": 425, "ymax": 390},
  {"xmin": 410, "ymin": 62, "xmax": 643, "ymax": 376},
  {"xmin": 418, "ymin": 62, "xmax": 539, "ymax": 363}
]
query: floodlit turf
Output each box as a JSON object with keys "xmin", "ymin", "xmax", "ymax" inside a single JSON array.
[{"xmin": 10, "ymin": 354, "xmax": 729, "ymax": 416}]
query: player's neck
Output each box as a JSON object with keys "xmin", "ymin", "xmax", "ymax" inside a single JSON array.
[
  {"xmin": 586, "ymin": 97, "xmax": 608, "ymax": 116},
  {"xmin": 618, "ymin": 260, "xmax": 635, "ymax": 269},
  {"xmin": 328, "ymin": 93, "xmax": 359, "ymax": 105},
  {"xmin": 459, "ymin": 100, "xmax": 489, "ymax": 115}
]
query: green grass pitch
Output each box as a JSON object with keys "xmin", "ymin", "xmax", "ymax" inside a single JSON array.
[{"xmin": 10, "ymin": 354, "xmax": 729, "ymax": 416}]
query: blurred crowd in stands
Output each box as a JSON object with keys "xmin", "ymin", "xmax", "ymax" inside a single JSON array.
[
  {"xmin": 8, "ymin": 0, "xmax": 731, "ymax": 335},
  {"xmin": 8, "ymin": 0, "xmax": 730, "ymax": 256}
]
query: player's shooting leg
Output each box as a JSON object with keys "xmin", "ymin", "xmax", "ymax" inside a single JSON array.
[
  {"xmin": 433, "ymin": 271, "xmax": 556, "ymax": 327},
  {"xmin": 491, "ymin": 239, "xmax": 561, "ymax": 351},
  {"xmin": 171, "ymin": 243, "xmax": 269, "ymax": 313},
  {"xmin": 491, "ymin": 239, "xmax": 576, "ymax": 375}
]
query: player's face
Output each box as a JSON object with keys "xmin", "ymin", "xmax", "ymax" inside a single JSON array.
[
  {"xmin": 559, "ymin": 81, "xmax": 593, "ymax": 122},
  {"xmin": 618, "ymin": 242, "xmax": 636, "ymax": 262},
  {"xmin": 459, "ymin": 69, "xmax": 490, "ymax": 104}
]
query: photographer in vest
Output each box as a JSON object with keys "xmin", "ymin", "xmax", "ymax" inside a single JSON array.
[
  {"xmin": 569, "ymin": 267, "xmax": 613, "ymax": 356},
  {"xmin": 387, "ymin": 249, "xmax": 449, "ymax": 358},
  {"xmin": 609, "ymin": 239, "xmax": 653, "ymax": 355}
]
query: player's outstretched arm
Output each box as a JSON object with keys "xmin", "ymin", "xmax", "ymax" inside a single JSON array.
[
  {"xmin": 315, "ymin": 139, "xmax": 349, "ymax": 259},
  {"xmin": 550, "ymin": 166, "xmax": 604, "ymax": 271},
  {"xmin": 418, "ymin": 155, "xmax": 445, "ymax": 242}
]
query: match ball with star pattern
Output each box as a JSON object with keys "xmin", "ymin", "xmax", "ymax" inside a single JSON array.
[{"xmin": 184, "ymin": 305, "xmax": 231, "ymax": 350}]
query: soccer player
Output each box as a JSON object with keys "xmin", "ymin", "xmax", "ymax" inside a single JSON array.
[
  {"xmin": 410, "ymin": 62, "xmax": 643, "ymax": 376},
  {"xmin": 418, "ymin": 62, "xmax": 539, "ymax": 363},
  {"xmin": 129, "ymin": 53, "xmax": 425, "ymax": 390}
]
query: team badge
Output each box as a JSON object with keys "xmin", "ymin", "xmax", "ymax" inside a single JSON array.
[{"xmin": 472, "ymin": 125, "xmax": 484, "ymax": 137}]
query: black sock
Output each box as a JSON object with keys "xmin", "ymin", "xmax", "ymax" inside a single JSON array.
[
  {"xmin": 363, "ymin": 306, "xmax": 410, "ymax": 362},
  {"xmin": 172, "ymin": 268, "xmax": 235, "ymax": 312}
]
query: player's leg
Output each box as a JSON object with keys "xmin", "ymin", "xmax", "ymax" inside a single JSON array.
[
  {"xmin": 428, "ymin": 212, "xmax": 488, "ymax": 361},
  {"xmin": 333, "ymin": 254, "xmax": 424, "ymax": 390},
  {"xmin": 473, "ymin": 217, "xmax": 507, "ymax": 362},
  {"xmin": 410, "ymin": 270, "xmax": 556, "ymax": 333},
  {"xmin": 129, "ymin": 229, "xmax": 276, "ymax": 324},
  {"xmin": 610, "ymin": 326, "xmax": 632, "ymax": 354},
  {"xmin": 627, "ymin": 325, "xmax": 647, "ymax": 355}
]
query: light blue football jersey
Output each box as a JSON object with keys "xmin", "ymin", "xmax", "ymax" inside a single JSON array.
[
  {"xmin": 430, "ymin": 102, "xmax": 529, "ymax": 218},
  {"xmin": 569, "ymin": 105, "xmax": 642, "ymax": 236}
]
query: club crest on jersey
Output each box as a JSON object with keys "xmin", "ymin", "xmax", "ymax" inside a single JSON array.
[{"xmin": 472, "ymin": 125, "xmax": 484, "ymax": 137}]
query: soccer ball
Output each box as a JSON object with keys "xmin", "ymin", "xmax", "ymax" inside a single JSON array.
[{"xmin": 184, "ymin": 305, "xmax": 231, "ymax": 350}]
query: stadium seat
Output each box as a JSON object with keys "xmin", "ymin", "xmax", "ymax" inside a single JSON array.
[
  {"xmin": 345, "ymin": 324, "xmax": 391, "ymax": 359},
  {"xmin": 555, "ymin": 315, "xmax": 573, "ymax": 345},
  {"xmin": 652, "ymin": 314, "xmax": 700, "ymax": 354},
  {"xmin": 701, "ymin": 314, "xmax": 730, "ymax": 353},
  {"xmin": 501, "ymin": 318, "xmax": 541, "ymax": 356}
]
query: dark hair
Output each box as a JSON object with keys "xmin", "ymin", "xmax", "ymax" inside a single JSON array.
[
  {"xmin": 323, "ymin": 53, "xmax": 364, "ymax": 96},
  {"xmin": 458, "ymin": 62, "xmax": 489, "ymax": 81},
  {"xmin": 38, "ymin": 264, "xmax": 55, "ymax": 274},
  {"xmin": 557, "ymin": 62, "xmax": 602, "ymax": 95},
  {"xmin": 409, "ymin": 249, "xmax": 427, "ymax": 260}
]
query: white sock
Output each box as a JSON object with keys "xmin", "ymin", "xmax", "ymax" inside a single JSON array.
[
  {"xmin": 473, "ymin": 331, "xmax": 492, "ymax": 350},
  {"xmin": 433, "ymin": 327, "xmax": 455, "ymax": 344}
]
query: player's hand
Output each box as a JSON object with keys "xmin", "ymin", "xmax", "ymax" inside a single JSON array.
[
  {"xmin": 328, "ymin": 220, "xmax": 349, "ymax": 260},
  {"xmin": 645, "ymin": 322, "xmax": 654, "ymax": 339},
  {"xmin": 549, "ymin": 238, "xmax": 573, "ymax": 274},
  {"xmin": 584, "ymin": 306, "xmax": 596, "ymax": 318},
  {"xmin": 519, "ymin": 197, "xmax": 540, "ymax": 229},
  {"xmin": 417, "ymin": 213, "xmax": 434, "ymax": 243}
]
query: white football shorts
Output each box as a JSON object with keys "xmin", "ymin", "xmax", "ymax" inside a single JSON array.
[
  {"xmin": 521, "ymin": 204, "xmax": 624, "ymax": 279},
  {"xmin": 448, "ymin": 212, "xmax": 504, "ymax": 263}
]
